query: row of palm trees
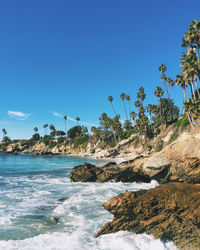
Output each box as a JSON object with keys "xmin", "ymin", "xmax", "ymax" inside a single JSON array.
[
  {"xmin": 32, "ymin": 116, "xmax": 81, "ymax": 138},
  {"xmin": 91, "ymin": 20, "xmax": 200, "ymax": 146}
]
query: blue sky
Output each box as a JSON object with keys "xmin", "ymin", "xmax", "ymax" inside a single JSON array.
[{"xmin": 0, "ymin": 0, "xmax": 200, "ymax": 139}]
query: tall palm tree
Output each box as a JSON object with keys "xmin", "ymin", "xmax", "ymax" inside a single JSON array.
[
  {"xmin": 137, "ymin": 87, "xmax": 146, "ymax": 105},
  {"xmin": 43, "ymin": 123, "xmax": 48, "ymax": 136},
  {"xmin": 182, "ymin": 20, "xmax": 200, "ymax": 62},
  {"xmin": 125, "ymin": 95, "xmax": 131, "ymax": 121},
  {"xmin": 49, "ymin": 124, "xmax": 56, "ymax": 138},
  {"xmin": 167, "ymin": 77, "xmax": 175, "ymax": 100},
  {"xmin": 120, "ymin": 93, "xmax": 128, "ymax": 121},
  {"xmin": 159, "ymin": 64, "xmax": 169, "ymax": 99},
  {"xmin": 34, "ymin": 127, "xmax": 38, "ymax": 134},
  {"xmin": 64, "ymin": 116, "xmax": 67, "ymax": 141},
  {"xmin": 181, "ymin": 53, "xmax": 199, "ymax": 99},
  {"xmin": 76, "ymin": 117, "xmax": 80, "ymax": 125},
  {"xmin": 147, "ymin": 104, "xmax": 153, "ymax": 124},
  {"xmin": 176, "ymin": 74, "xmax": 187, "ymax": 102},
  {"xmin": 111, "ymin": 114, "xmax": 122, "ymax": 142},
  {"xmin": 49, "ymin": 124, "xmax": 55, "ymax": 132},
  {"xmin": 2, "ymin": 128, "xmax": 7, "ymax": 140},
  {"xmin": 108, "ymin": 96, "xmax": 117, "ymax": 116}
]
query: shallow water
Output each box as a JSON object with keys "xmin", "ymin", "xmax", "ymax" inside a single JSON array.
[{"xmin": 0, "ymin": 154, "xmax": 177, "ymax": 250}]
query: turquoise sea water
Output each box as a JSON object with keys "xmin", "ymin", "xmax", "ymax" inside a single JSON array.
[{"xmin": 0, "ymin": 154, "xmax": 177, "ymax": 250}]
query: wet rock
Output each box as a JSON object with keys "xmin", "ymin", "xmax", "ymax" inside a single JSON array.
[
  {"xmin": 96, "ymin": 182, "xmax": 200, "ymax": 249},
  {"xmin": 69, "ymin": 162, "xmax": 151, "ymax": 183}
]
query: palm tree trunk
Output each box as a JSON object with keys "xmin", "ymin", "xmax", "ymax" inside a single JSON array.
[
  {"xmin": 163, "ymin": 80, "xmax": 169, "ymax": 99},
  {"xmin": 168, "ymin": 85, "xmax": 171, "ymax": 99},
  {"xmin": 191, "ymin": 80, "xmax": 196, "ymax": 100},
  {"xmin": 64, "ymin": 120, "xmax": 67, "ymax": 143},
  {"xmin": 186, "ymin": 112, "xmax": 194, "ymax": 127},
  {"xmin": 183, "ymin": 87, "xmax": 186, "ymax": 102},
  {"xmin": 111, "ymin": 103, "xmax": 117, "ymax": 116},
  {"xmin": 197, "ymin": 45, "xmax": 200, "ymax": 62},
  {"xmin": 171, "ymin": 86, "xmax": 174, "ymax": 101},
  {"xmin": 128, "ymin": 101, "xmax": 131, "ymax": 121},
  {"xmin": 123, "ymin": 100, "xmax": 128, "ymax": 121},
  {"xmin": 194, "ymin": 77, "xmax": 200, "ymax": 99}
]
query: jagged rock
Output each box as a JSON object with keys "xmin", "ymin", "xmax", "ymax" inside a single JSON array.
[
  {"xmin": 69, "ymin": 162, "xmax": 151, "ymax": 183},
  {"xmin": 96, "ymin": 182, "xmax": 200, "ymax": 249}
]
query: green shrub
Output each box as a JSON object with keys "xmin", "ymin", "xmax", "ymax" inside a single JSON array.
[
  {"xmin": 79, "ymin": 141, "xmax": 88, "ymax": 150},
  {"xmin": 122, "ymin": 129, "xmax": 136, "ymax": 139},
  {"xmin": 49, "ymin": 141, "xmax": 57, "ymax": 149},
  {"xmin": 73, "ymin": 136, "xmax": 89, "ymax": 148},
  {"xmin": 57, "ymin": 137, "xmax": 65, "ymax": 144},
  {"xmin": 168, "ymin": 132, "xmax": 179, "ymax": 144},
  {"xmin": 42, "ymin": 135, "xmax": 52, "ymax": 146},
  {"xmin": 174, "ymin": 114, "xmax": 190, "ymax": 132},
  {"xmin": 180, "ymin": 117, "xmax": 190, "ymax": 132},
  {"xmin": 155, "ymin": 139, "xmax": 163, "ymax": 152}
]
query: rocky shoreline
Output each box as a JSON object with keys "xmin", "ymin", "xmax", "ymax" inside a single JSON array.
[
  {"xmin": 68, "ymin": 127, "xmax": 200, "ymax": 249},
  {"xmin": 2, "ymin": 126, "xmax": 200, "ymax": 249},
  {"xmin": 69, "ymin": 158, "xmax": 200, "ymax": 249}
]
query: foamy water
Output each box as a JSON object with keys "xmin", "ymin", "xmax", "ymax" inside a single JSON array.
[{"xmin": 0, "ymin": 154, "xmax": 178, "ymax": 250}]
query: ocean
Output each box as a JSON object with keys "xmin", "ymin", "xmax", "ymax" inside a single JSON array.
[{"xmin": 0, "ymin": 154, "xmax": 177, "ymax": 250}]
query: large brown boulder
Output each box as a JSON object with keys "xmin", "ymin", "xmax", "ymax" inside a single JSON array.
[
  {"xmin": 69, "ymin": 162, "xmax": 151, "ymax": 183},
  {"xmin": 96, "ymin": 182, "xmax": 200, "ymax": 249}
]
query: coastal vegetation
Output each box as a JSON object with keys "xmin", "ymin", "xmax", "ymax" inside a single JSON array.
[{"xmin": 1, "ymin": 20, "xmax": 200, "ymax": 155}]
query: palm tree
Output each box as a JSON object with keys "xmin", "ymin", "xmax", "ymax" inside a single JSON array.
[
  {"xmin": 137, "ymin": 87, "xmax": 146, "ymax": 105},
  {"xmin": 49, "ymin": 124, "xmax": 56, "ymax": 138},
  {"xmin": 49, "ymin": 124, "xmax": 55, "ymax": 131},
  {"xmin": 111, "ymin": 114, "xmax": 122, "ymax": 142},
  {"xmin": 64, "ymin": 116, "xmax": 67, "ymax": 141},
  {"xmin": 147, "ymin": 104, "xmax": 153, "ymax": 124},
  {"xmin": 34, "ymin": 127, "xmax": 38, "ymax": 134},
  {"xmin": 134, "ymin": 100, "xmax": 141, "ymax": 109},
  {"xmin": 159, "ymin": 64, "xmax": 169, "ymax": 99},
  {"xmin": 167, "ymin": 77, "xmax": 175, "ymax": 100},
  {"xmin": 176, "ymin": 74, "xmax": 187, "ymax": 102},
  {"xmin": 181, "ymin": 53, "xmax": 200, "ymax": 99},
  {"xmin": 120, "ymin": 93, "xmax": 128, "ymax": 121},
  {"xmin": 130, "ymin": 111, "xmax": 136, "ymax": 123},
  {"xmin": 154, "ymin": 86, "xmax": 164, "ymax": 124},
  {"xmin": 154, "ymin": 86, "xmax": 164, "ymax": 99},
  {"xmin": 2, "ymin": 128, "xmax": 7, "ymax": 140},
  {"xmin": 108, "ymin": 96, "xmax": 117, "ymax": 116},
  {"xmin": 76, "ymin": 117, "xmax": 80, "ymax": 125},
  {"xmin": 43, "ymin": 123, "xmax": 48, "ymax": 136},
  {"xmin": 125, "ymin": 95, "xmax": 131, "ymax": 121},
  {"xmin": 182, "ymin": 20, "xmax": 200, "ymax": 62}
]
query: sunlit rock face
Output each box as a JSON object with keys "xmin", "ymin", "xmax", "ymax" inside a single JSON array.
[{"xmin": 96, "ymin": 182, "xmax": 200, "ymax": 249}]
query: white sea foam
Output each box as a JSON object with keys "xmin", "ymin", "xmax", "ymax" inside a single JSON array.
[
  {"xmin": 0, "ymin": 231, "xmax": 178, "ymax": 250},
  {"xmin": 0, "ymin": 155, "xmax": 177, "ymax": 249},
  {"xmin": 0, "ymin": 216, "xmax": 12, "ymax": 225}
]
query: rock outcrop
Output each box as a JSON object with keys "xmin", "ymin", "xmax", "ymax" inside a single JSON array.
[
  {"xmin": 96, "ymin": 182, "xmax": 200, "ymax": 249},
  {"xmin": 69, "ymin": 162, "xmax": 151, "ymax": 183}
]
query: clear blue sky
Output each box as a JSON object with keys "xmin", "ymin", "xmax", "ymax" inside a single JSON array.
[{"xmin": 0, "ymin": 0, "xmax": 200, "ymax": 139}]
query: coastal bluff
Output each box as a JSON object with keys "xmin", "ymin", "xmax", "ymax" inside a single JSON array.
[{"xmin": 95, "ymin": 183, "xmax": 200, "ymax": 250}]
